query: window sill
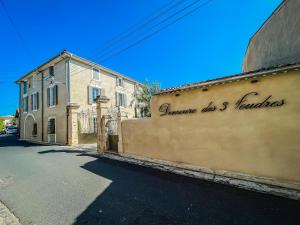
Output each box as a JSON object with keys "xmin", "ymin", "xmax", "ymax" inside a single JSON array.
[{"xmin": 49, "ymin": 105, "xmax": 56, "ymax": 109}]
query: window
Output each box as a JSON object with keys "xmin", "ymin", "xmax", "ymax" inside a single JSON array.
[
  {"xmin": 48, "ymin": 118, "xmax": 55, "ymax": 134},
  {"xmin": 22, "ymin": 96, "xmax": 28, "ymax": 112},
  {"xmin": 116, "ymin": 78, "xmax": 124, "ymax": 87},
  {"xmin": 47, "ymin": 85, "xmax": 58, "ymax": 107},
  {"xmin": 92, "ymin": 68, "xmax": 100, "ymax": 80},
  {"xmin": 23, "ymin": 81, "xmax": 27, "ymax": 95},
  {"xmin": 116, "ymin": 92, "xmax": 126, "ymax": 107},
  {"xmin": 31, "ymin": 92, "xmax": 39, "ymax": 111},
  {"xmin": 88, "ymin": 86, "xmax": 104, "ymax": 104},
  {"xmin": 32, "ymin": 123, "xmax": 37, "ymax": 136},
  {"xmin": 49, "ymin": 66, "xmax": 54, "ymax": 76}
]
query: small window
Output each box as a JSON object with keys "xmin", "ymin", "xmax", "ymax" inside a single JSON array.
[
  {"xmin": 117, "ymin": 78, "xmax": 124, "ymax": 87},
  {"xmin": 92, "ymin": 68, "xmax": 100, "ymax": 80},
  {"xmin": 88, "ymin": 86, "xmax": 104, "ymax": 104},
  {"xmin": 47, "ymin": 85, "xmax": 58, "ymax": 107},
  {"xmin": 31, "ymin": 92, "xmax": 39, "ymax": 111},
  {"xmin": 116, "ymin": 92, "xmax": 126, "ymax": 107},
  {"xmin": 48, "ymin": 118, "xmax": 55, "ymax": 134},
  {"xmin": 23, "ymin": 96, "xmax": 28, "ymax": 112},
  {"xmin": 32, "ymin": 123, "xmax": 37, "ymax": 136},
  {"xmin": 92, "ymin": 87, "xmax": 101, "ymax": 103},
  {"xmin": 23, "ymin": 81, "xmax": 27, "ymax": 95},
  {"xmin": 49, "ymin": 66, "xmax": 54, "ymax": 76}
]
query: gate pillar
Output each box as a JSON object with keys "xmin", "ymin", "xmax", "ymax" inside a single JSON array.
[
  {"xmin": 117, "ymin": 110, "xmax": 123, "ymax": 153},
  {"xmin": 96, "ymin": 96, "xmax": 109, "ymax": 153},
  {"xmin": 67, "ymin": 103, "xmax": 80, "ymax": 146}
]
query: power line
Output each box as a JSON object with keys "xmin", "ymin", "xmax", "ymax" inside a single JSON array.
[
  {"xmin": 71, "ymin": 0, "xmax": 187, "ymax": 75},
  {"xmin": 96, "ymin": 0, "xmax": 208, "ymax": 62},
  {"xmin": 91, "ymin": 0, "xmax": 187, "ymax": 58},
  {"xmin": 71, "ymin": 0, "xmax": 213, "ymax": 76}
]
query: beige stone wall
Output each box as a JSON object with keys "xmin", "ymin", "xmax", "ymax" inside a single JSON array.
[
  {"xmin": 69, "ymin": 59, "xmax": 136, "ymax": 117},
  {"xmin": 121, "ymin": 71, "xmax": 300, "ymax": 183},
  {"xmin": 19, "ymin": 60, "xmax": 68, "ymax": 144},
  {"xmin": 42, "ymin": 60, "xmax": 67, "ymax": 144}
]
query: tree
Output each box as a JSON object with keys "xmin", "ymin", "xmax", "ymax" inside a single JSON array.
[
  {"xmin": 11, "ymin": 110, "xmax": 19, "ymax": 126},
  {"xmin": 0, "ymin": 119, "xmax": 4, "ymax": 131},
  {"xmin": 134, "ymin": 81, "xmax": 160, "ymax": 117}
]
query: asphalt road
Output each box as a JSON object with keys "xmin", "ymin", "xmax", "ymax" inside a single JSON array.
[{"xmin": 0, "ymin": 135, "xmax": 299, "ymax": 225}]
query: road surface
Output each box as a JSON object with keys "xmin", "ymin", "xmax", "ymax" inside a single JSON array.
[{"xmin": 0, "ymin": 135, "xmax": 299, "ymax": 225}]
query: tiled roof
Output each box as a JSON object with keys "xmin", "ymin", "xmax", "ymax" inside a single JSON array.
[{"xmin": 156, "ymin": 61, "xmax": 300, "ymax": 95}]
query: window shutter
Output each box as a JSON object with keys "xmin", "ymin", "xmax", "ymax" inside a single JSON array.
[
  {"xmin": 88, "ymin": 86, "xmax": 93, "ymax": 105},
  {"xmin": 47, "ymin": 88, "xmax": 50, "ymax": 107},
  {"xmin": 26, "ymin": 97, "xmax": 28, "ymax": 112},
  {"xmin": 54, "ymin": 85, "xmax": 58, "ymax": 105},
  {"xmin": 36, "ymin": 92, "xmax": 39, "ymax": 109},
  {"xmin": 31, "ymin": 94, "xmax": 33, "ymax": 110}
]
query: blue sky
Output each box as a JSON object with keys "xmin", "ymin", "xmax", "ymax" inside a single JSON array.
[{"xmin": 0, "ymin": 0, "xmax": 282, "ymax": 115}]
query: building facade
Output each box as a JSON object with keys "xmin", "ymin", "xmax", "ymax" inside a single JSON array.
[
  {"xmin": 17, "ymin": 50, "xmax": 141, "ymax": 145},
  {"xmin": 243, "ymin": 0, "xmax": 300, "ymax": 72}
]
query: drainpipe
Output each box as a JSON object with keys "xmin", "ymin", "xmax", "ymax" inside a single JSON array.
[
  {"xmin": 41, "ymin": 72, "xmax": 44, "ymax": 141},
  {"xmin": 65, "ymin": 58, "xmax": 70, "ymax": 144},
  {"xmin": 18, "ymin": 83, "xmax": 21, "ymax": 139}
]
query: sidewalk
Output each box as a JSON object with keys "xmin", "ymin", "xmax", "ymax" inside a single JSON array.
[{"xmin": 0, "ymin": 201, "xmax": 21, "ymax": 225}]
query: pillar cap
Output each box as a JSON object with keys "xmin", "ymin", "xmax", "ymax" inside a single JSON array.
[
  {"xmin": 96, "ymin": 95, "xmax": 110, "ymax": 103},
  {"xmin": 67, "ymin": 103, "xmax": 80, "ymax": 109}
]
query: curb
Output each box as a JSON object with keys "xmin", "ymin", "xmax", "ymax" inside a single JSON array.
[
  {"xmin": 64, "ymin": 146, "xmax": 300, "ymax": 201},
  {"xmin": 99, "ymin": 152, "xmax": 300, "ymax": 201},
  {"xmin": 0, "ymin": 201, "xmax": 21, "ymax": 225}
]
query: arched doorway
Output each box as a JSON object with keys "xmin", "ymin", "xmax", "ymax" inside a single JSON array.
[{"xmin": 24, "ymin": 114, "xmax": 36, "ymax": 140}]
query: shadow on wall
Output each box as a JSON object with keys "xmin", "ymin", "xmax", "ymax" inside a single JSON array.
[{"xmin": 72, "ymin": 157, "xmax": 300, "ymax": 225}]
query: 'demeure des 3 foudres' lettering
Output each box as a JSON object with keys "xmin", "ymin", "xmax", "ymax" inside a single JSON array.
[{"xmin": 159, "ymin": 92, "xmax": 285, "ymax": 116}]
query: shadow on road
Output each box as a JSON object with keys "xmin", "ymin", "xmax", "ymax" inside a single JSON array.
[
  {"xmin": 38, "ymin": 149, "xmax": 91, "ymax": 154},
  {"xmin": 0, "ymin": 135, "xmax": 46, "ymax": 148},
  {"xmin": 72, "ymin": 157, "xmax": 300, "ymax": 225}
]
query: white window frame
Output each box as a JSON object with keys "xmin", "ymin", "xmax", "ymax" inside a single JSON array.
[
  {"xmin": 47, "ymin": 116, "xmax": 56, "ymax": 143},
  {"xmin": 90, "ymin": 84, "xmax": 102, "ymax": 106},
  {"xmin": 23, "ymin": 81, "xmax": 28, "ymax": 96},
  {"xmin": 116, "ymin": 91, "xmax": 126, "ymax": 108},
  {"xmin": 31, "ymin": 92, "xmax": 38, "ymax": 112},
  {"xmin": 117, "ymin": 77, "xmax": 124, "ymax": 87},
  {"xmin": 48, "ymin": 84, "xmax": 56, "ymax": 108},
  {"xmin": 92, "ymin": 68, "xmax": 100, "ymax": 81},
  {"xmin": 22, "ymin": 96, "xmax": 28, "ymax": 113}
]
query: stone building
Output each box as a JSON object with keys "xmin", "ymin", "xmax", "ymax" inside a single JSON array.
[
  {"xmin": 243, "ymin": 0, "xmax": 300, "ymax": 72},
  {"xmin": 16, "ymin": 50, "xmax": 141, "ymax": 145}
]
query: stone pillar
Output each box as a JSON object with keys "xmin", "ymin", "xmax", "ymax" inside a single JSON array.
[
  {"xmin": 96, "ymin": 96, "xmax": 109, "ymax": 153},
  {"xmin": 117, "ymin": 110, "xmax": 123, "ymax": 153},
  {"xmin": 67, "ymin": 103, "xmax": 80, "ymax": 146}
]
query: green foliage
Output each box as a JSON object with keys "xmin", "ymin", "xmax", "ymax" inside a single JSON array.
[
  {"xmin": 135, "ymin": 81, "xmax": 160, "ymax": 117},
  {"xmin": 0, "ymin": 119, "xmax": 4, "ymax": 130}
]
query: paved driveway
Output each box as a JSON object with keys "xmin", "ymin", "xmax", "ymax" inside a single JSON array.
[{"xmin": 0, "ymin": 135, "xmax": 299, "ymax": 225}]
